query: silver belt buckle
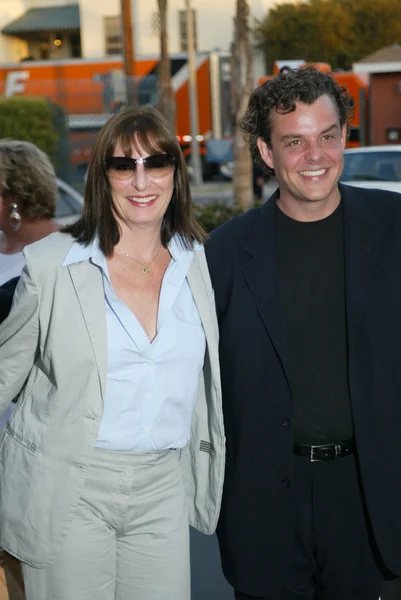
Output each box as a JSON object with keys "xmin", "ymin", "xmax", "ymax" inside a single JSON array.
[
  {"xmin": 335, "ymin": 443, "xmax": 341, "ymax": 459},
  {"xmin": 310, "ymin": 445, "xmax": 319, "ymax": 462}
]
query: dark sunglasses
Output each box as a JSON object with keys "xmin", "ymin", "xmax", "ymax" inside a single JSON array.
[{"xmin": 105, "ymin": 154, "xmax": 176, "ymax": 180}]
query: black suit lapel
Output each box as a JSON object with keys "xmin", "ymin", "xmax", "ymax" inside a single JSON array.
[
  {"xmin": 242, "ymin": 193, "xmax": 291, "ymax": 388},
  {"xmin": 239, "ymin": 184, "xmax": 380, "ymax": 391},
  {"xmin": 342, "ymin": 184, "xmax": 380, "ymax": 332}
]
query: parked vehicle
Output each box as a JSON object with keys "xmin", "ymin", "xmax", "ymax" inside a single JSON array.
[
  {"xmin": 55, "ymin": 178, "xmax": 83, "ymax": 225},
  {"xmin": 216, "ymin": 145, "xmax": 401, "ymax": 195},
  {"xmin": 340, "ymin": 145, "xmax": 401, "ymax": 194}
]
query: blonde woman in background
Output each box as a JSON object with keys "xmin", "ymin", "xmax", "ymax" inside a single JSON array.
[
  {"xmin": 0, "ymin": 140, "xmax": 59, "ymax": 426},
  {"xmin": 0, "ymin": 139, "xmax": 59, "ymax": 600}
]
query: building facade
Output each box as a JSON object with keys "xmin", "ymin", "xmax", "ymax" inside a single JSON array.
[
  {"xmin": 0, "ymin": 0, "xmax": 80, "ymax": 63},
  {"xmin": 0, "ymin": 0, "xmax": 279, "ymax": 63},
  {"xmin": 0, "ymin": 0, "xmax": 279, "ymax": 182},
  {"xmin": 353, "ymin": 44, "xmax": 401, "ymax": 146}
]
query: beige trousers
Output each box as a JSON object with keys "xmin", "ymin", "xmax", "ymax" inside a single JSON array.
[{"xmin": 21, "ymin": 448, "xmax": 190, "ymax": 600}]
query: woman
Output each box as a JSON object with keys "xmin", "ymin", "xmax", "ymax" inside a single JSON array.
[
  {"xmin": 0, "ymin": 139, "xmax": 59, "ymax": 288},
  {"xmin": 0, "ymin": 140, "xmax": 59, "ymax": 431},
  {"xmin": 0, "ymin": 105, "xmax": 224, "ymax": 600},
  {"xmin": 0, "ymin": 139, "xmax": 59, "ymax": 599}
]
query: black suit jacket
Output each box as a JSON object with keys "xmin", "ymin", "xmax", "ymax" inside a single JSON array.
[
  {"xmin": 0, "ymin": 277, "xmax": 19, "ymax": 325},
  {"xmin": 205, "ymin": 184, "xmax": 401, "ymax": 596}
]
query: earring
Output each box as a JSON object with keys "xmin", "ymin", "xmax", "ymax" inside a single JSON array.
[{"xmin": 9, "ymin": 203, "xmax": 22, "ymax": 231}]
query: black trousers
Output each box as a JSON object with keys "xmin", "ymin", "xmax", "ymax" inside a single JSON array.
[
  {"xmin": 234, "ymin": 453, "xmax": 388, "ymax": 600},
  {"xmin": 381, "ymin": 578, "xmax": 401, "ymax": 600}
]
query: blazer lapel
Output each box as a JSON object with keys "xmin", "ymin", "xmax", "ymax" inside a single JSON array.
[
  {"xmin": 187, "ymin": 253, "xmax": 219, "ymax": 373},
  {"xmin": 242, "ymin": 194, "xmax": 291, "ymax": 388},
  {"xmin": 67, "ymin": 261, "xmax": 108, "ymax": 399}
]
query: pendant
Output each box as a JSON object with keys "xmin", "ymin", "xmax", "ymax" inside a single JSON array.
[{"xmin": 143, "ymin": 266, "xmax": 150, "ymax": 273}]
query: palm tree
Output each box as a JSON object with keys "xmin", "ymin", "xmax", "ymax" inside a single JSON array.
[
  {"xmin": 120, "ymin": 0, "xmax": 137, "ymax": 104},
  {"xmin": 231, "ymin": 0, "xmax": 254, "ymax": 210},
  {"xmin": 157, "ymin": 0, "xmax": 175, "ymax": 131}
]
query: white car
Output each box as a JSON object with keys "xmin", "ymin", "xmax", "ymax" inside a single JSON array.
[
  {"xmin": 56, "ymin": 179, "xmax": 84, "ymax": 225},
  {"xmin": 340, "ymin": 145, "xmax": 401, "ymax": 194}
]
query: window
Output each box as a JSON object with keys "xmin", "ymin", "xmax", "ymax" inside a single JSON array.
[
  {"xmin": 70, "ymin": 32, "xmax": 82, "ymax": 58},
  {"xmin": 38, "ymin": 32, "xmax": 50, "ymax": 60},
  {"xmin": 178, "ymin": 9, "xmax": 197, "ymax": 52},
  {"xmin": 150, "ymin": 11, "xmax": 161, "ymax": 36},
  {"xmin": 104, "ymin": 16, "xmax": 122, "ymax": 56},
  {"xmin": 341, "ymin": 151, "xmax": 401, "ymax": 182}
]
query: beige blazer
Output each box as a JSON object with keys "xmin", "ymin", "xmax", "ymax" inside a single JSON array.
[{"xmin": 0, "ymin": 232, "xmax": 225, "ymax": 567}]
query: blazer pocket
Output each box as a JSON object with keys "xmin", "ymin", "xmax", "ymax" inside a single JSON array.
[{"xmin": 4, "ymin": 426, "xmax": 38, "ymax": 454}]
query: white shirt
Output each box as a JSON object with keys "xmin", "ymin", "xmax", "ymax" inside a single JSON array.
[
  {"xmin": 0, "ymin": 252, "xmax": 25, "ymax": 286},
  {"xmin": 62, "ymin": 235, "xmax": 206, "ymax": 452}
]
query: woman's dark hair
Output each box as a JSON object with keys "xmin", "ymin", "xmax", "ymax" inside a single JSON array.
[
  {"xmin": 240, "ymin": 66, "xmax": 355, "ymax": 175},
  {"xmin": 63, "ymin": 105, "xmax": 206, "ymax": 255}
]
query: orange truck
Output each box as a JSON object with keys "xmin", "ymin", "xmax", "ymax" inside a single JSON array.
[
  {"xmin": 0, "ymin": 51, "xmax": 233, "ymax": 177},
  {"xmin": 259, "ymin": 61, "xmax": 370, "ymax": 147}
]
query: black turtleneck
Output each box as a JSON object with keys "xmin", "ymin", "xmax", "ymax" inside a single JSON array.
[{"xmin": 275, "ymin": 201, "xmax": 353, "ymax": 444}]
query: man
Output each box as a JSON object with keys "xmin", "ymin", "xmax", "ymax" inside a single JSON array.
[{"xmin": 205, "ymin": 67, "xmax": 401, "ymax": 600}]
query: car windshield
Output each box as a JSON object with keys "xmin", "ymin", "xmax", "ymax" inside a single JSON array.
[
  {"xmin": 341, "ymin": 151, "xmax": 401, "ymax": 182},
  {"xmin": 55, "ymin": 184, "xmax": 82, "ymax": 218}
]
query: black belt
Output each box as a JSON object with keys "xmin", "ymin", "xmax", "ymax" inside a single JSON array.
[{"xmin": 293, "ymin": 439, "xmax": 354, "ymax": 462}]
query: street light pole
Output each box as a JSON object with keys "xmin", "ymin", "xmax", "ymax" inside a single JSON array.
[
  {"xmin": 185, "ymin": 0, "xmax": 203, "ymax": 186},
  {"xmin": 120, "ymin": 0, "xmax": 137, "ymax": 104}
]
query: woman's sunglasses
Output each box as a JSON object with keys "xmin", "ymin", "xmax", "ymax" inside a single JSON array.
[{"xmin": 105, "ymin": 154, "xmax": 176, "ymax": 180}]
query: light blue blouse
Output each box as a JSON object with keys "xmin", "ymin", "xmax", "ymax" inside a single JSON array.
[{"xmin": 63, "ymin": 235, "xmax": 206, "ymax": 452}]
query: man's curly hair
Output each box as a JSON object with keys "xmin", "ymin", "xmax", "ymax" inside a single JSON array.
[{"xmin": 240, "ymin": 67, "xmax": 355, "ymax": 175}]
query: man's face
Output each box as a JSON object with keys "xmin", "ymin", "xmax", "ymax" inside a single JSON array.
[{"xmin": 257, "ymin": 95, "xmax": 347, "ymax": 214}]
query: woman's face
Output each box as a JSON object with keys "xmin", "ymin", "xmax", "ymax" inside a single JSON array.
[{"xmin": 107, "ymin": 139, "xmax": 175, "ymax": 233}]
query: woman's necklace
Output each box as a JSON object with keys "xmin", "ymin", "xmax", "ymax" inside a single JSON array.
[{"xmin": 116, "ymin": 244, "xmax": 162, "ymax": 273}]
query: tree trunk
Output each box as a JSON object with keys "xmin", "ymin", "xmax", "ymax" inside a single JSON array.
[
  {"xmin": 233, "ymin": 126, "xmax": 253, "ymax": 210},
  {"xmin": 120, "ymin": 0, "xmax": 137, "ymax": 104},
  {"xmin": 157, "ymin": 0, "xmax": 176, "ymax": 131},
  {"xmin": 231, "ymin": 0, "xmax": 254, "ymax": 211}
]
